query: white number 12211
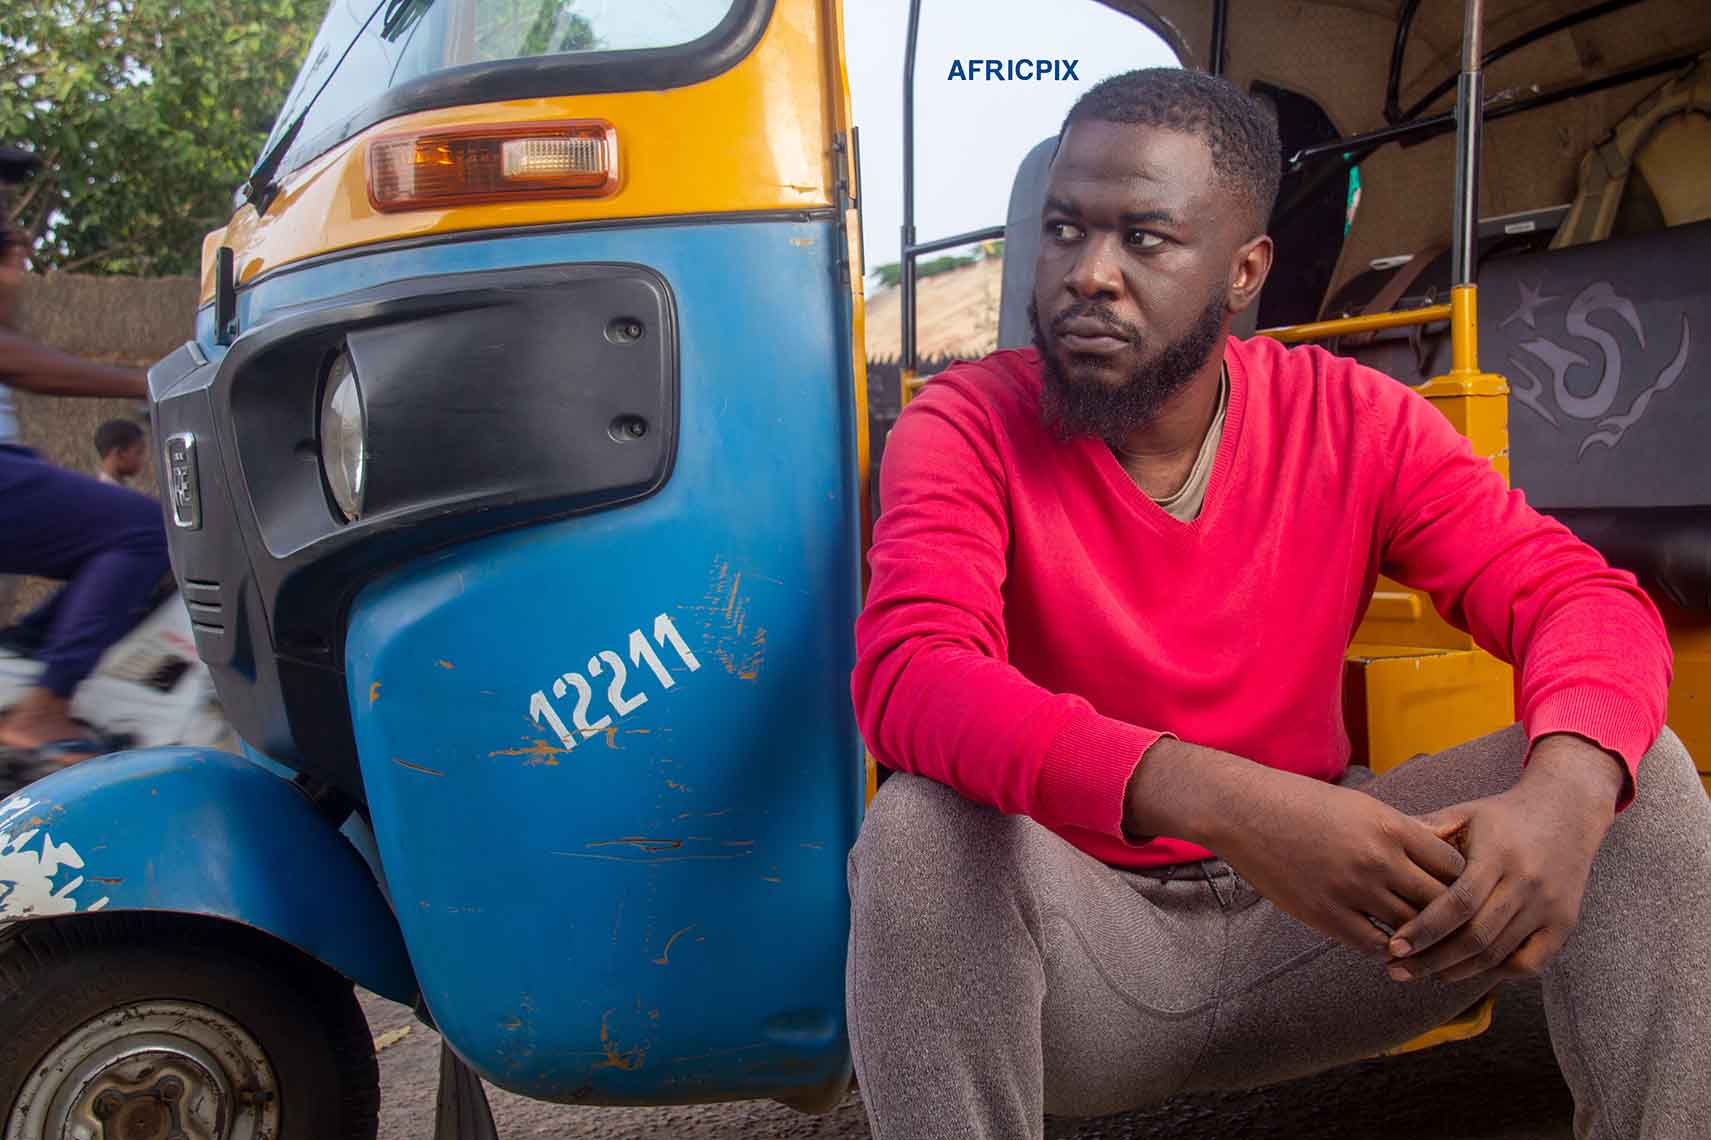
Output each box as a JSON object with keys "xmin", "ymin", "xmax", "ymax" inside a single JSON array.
[{"xmin": 527, "ymin": 613, "xmax": 701, "ymax": 751}]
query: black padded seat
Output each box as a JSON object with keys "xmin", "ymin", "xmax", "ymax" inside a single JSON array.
[
  {"xmin": 1332, "ymin": 219, "xmax": 1711, "ymax": 609},
  {"xmin": 1548, "ymin": 508, "xmax": 1711, "ymax": 611}
]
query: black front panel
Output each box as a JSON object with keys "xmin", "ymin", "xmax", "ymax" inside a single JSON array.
[{"xmin": 149, "ymin": 264, "xmax": 679, "ymax": 797}]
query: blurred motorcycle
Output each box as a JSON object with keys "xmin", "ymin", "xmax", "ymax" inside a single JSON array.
[{"xmin": 0, "ymin": 586, "xmax": 233, "ymax": 794}]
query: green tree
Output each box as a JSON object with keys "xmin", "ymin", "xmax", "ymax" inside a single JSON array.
[
  {"xmin": 918, "ymin": 252, "xmax": 977, "ymax": 279},
  {"xmin": 868, "ymin": 252, "xmax": 982, "ymax": 291},
  {"xmin": 0, "ymin": 0, "xmax": 321, "ymax": 276}
]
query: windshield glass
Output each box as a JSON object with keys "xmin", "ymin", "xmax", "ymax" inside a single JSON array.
[{"xmin": 259, "ymin": 0, "xmax": 740, "ymax": 178}]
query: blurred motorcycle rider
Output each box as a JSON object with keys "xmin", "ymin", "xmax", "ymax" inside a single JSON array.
[{"xmin": 0, "ymin": 145, "xmax": 171, "ymax": 770}]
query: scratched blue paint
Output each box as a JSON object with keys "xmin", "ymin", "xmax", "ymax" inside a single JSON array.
[
  {"xmin": 0, "ymin": 748, "xmax": 417, "ymax": 1002},
  {"xmin": 299, "ymin": 219, "xmax": 869, "ymax": 1103}
]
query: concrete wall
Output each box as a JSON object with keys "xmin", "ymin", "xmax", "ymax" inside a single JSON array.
[{"xmin": 5, "ymin": 272, "xmax": 198, "ymax": 620}]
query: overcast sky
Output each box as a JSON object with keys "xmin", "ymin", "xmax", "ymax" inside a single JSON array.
[{"xmin": 843, "ymin": 0, "xmax": 1177, "ymax": 280}]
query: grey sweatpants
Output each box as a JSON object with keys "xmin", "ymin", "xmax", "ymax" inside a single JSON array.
[{"xmin": 846, "ymin": 726, "xmax": 1711, "ymax": 1139}]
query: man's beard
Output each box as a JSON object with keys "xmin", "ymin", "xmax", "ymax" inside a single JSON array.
[{"xmin": 1032, "ymin": 290, "xmax": 1227, "ymax": 445}]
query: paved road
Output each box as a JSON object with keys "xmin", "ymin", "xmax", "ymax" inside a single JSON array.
[{"xmin": 362, "ymin": 984, "xmax": 1575, "ymax": 1139}]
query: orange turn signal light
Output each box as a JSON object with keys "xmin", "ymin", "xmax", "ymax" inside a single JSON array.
[{"xmin": 367, "ymin": 120, "xmax": 618, "ymax": 212}]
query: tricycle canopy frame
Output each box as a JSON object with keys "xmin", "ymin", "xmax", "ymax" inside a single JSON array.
[{"xmin": 893, "ymin": 0, "xmax": 1693, "ymax": 380}]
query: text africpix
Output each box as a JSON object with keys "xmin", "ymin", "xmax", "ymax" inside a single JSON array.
[{"xmin": 947, "ymin": 58, "xmax": 1080, "ymax": 81}]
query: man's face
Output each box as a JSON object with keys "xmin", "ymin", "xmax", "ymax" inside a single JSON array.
[
  {"xmin": 1030, "ymin": 121, "xmax": 1249, "ymax": 441},
  {"xmin": 114, "ymin": 440, "xmax": 147, "ymax": 479},
  {"xmin": 0, "ymin": 182, "xmax": 22, "ymax": 329}
]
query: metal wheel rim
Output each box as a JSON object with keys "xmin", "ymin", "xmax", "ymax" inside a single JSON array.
[{"xmin": 6, "ymin": 999, "xmax": 280, "ymax": 1140}]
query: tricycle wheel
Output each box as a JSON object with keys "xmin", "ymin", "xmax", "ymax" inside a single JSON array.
[{"xmin": 0, "ymin": 915, "xmax": 379, "ymax": 1140}]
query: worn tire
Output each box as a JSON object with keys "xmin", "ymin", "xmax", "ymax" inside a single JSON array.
[{"xmin": 0, "ymin": 914, "xmax": 379, "ymax": 1140}]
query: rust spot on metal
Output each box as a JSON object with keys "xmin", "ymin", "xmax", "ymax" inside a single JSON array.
[
  {"xmin": 586, "ymin": 837, "xmax": 684, "ymax": 853},
  {"xmin": 762, "ymin": 876, "xmax": 783, "ymax": 883},
  {"xmin": 594, "ymin": 1010, "xmax": 646, "ymax": 1071},
  {"xmin": 664, "ymin": 779, "xmax": 690, "ymax": 791},
  {"xmin": 391, "ymin": 757, "xmax": 445, "ymax": 777},
  {"xmin": 86, "ymin": 876, "xmax": 124, "ymax": 885},
  {"xmin": 369, "ymin": 682, "xmax": 382, "ymax": 705},
  {"xmin": 488, "ymin": 739, "xmax": 567, "ymax": 766},
  {"xmin": 551, "ymin": 850, "xmax": 749, "ymax": 865},
  {"xmin": 436, "ymin": 659, "xmax": 455, "ymax": 669},
  {"xmin": 604, "ymin": 726, "xmax": 622, "ymax": 749},
  {"xmin": 653, "ymin": 924, "xmax": 697, "ymax": 965},
  {"xmin": 692, "ymin": 557, "xmax": 768, "ymax": 681},
  {"xmin": 716, "ymin": 626, "xmax": 766, "ymax": 682},
  {"xmin": 720, "ymin": 840, "xmax": 755, "ymax": 847}
]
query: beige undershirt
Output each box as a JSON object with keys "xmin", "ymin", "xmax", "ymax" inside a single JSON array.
[{"xmin": 1115, "ymin": 368, "xmax": 1229, "ymax": 522}]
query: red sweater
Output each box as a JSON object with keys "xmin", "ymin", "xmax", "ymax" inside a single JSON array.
[{"xmin": 853, "ymin": 338, "xmax": 1671, "ymax": 869}]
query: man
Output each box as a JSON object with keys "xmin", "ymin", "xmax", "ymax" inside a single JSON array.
[
  {"xmin": 849, "ymin": 69, "xmax": 1708, "ymax": 1140},
  {"xmin": 0, "ymin": 144, "xmax": 171, "ymax": 768},
  {"xmin": 94, "ymin": 418, "xmax": 148, "ymax": 486}
]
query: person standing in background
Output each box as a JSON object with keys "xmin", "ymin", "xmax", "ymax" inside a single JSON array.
[{"xmin": 93, "ymin": 418, "xmax": 147, "ymax": 486}]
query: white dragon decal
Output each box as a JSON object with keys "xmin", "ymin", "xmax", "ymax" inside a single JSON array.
[
  {"xmin": 0, "ymin": 795, "xmax": 110, "ymax": 919},
  {"xmin": 1502, "ymin": 279, "xmax": 1693, "ymax": 458}
]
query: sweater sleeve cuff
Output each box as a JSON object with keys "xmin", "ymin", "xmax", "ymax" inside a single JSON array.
[
  {"xmin": 1524, "ymin": 690, "xmax": 1655, "ymax": 811},
  {"xmin": 1035, "ymin": 708, "xmax": 1164, "ymax": 841}
]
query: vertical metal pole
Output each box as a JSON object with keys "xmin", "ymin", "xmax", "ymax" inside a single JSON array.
[
  {"xmin": 900, "ymin": 0, "xmax": 922, "ymax": 389},
  {"xmin": 1449, "ymin": 0, "xmax": 1484, "ymax": 376},
  {"xmin": 1450, "ymin": 0, "xmax": 1484, "ymax": 287},
  {"xmin": 1209, "ymin": 0, "xmax": 1229, "ymax": 76}
]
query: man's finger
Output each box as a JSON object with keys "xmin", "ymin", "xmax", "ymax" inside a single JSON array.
[
  {"xmin": 1414, "ymin": 806, "xmax": 1473, "ymax": 847},
  {"xmin": 1385, "ymin": 856, "xmax": 1455, "ymax": 912},
  {"xmin": 1327, "ymin": 908, "xmax": 1393, "ymax": 959},
  {"xmin": 1387, "ymin": 858, "xmax": 1498, "ymax": 960},
  {"xmin": 1398, "ymin": 819, "xmax": 1467, "ymax": 885},
  {"xmin": 1495, "ymin": 928, "xmax": 1565, "ymax": 980},
  {"xmin": 1432, "ymin": 894, "xmax": 1534, "ymax": 983},
  {"xmin": 1365, "ymin": 890, "xmax": 1419, "ymax": 933}
]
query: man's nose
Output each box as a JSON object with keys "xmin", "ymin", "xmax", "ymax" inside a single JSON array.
[{"xmin": 1062, "ymin": 234, "xmax": 1123, "ymax": 299}]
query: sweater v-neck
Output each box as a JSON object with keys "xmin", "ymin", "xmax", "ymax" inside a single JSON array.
[{"xmin": 1083, "ymin": 340, "xmax": 1249, "ymax": 534}]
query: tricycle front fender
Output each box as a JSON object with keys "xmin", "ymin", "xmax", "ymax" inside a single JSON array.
[{"xmin": 0, "ymin": 747, "xmax": 416, "ymax": 1003}]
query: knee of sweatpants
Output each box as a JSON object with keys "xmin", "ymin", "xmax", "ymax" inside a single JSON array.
[
  {"xmin": 1603, "ymin": 727, "xmax": 1710, "ymax": 862},
  {"xmin": 849, "ymin": 772, "xmax": 1035, "ymax": 945}
]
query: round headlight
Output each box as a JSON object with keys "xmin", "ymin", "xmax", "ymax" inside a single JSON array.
[{"xmin": 319, "ymin": 351, "xmax": 366, "ymax": 522}]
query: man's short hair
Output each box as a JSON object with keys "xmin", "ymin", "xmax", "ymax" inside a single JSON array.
[
  {"xmin": 1059, "ymin": 68, "xmax": 1282, "ymax": 237},
  {"xmin": 94, "ymin": 418, "xmax": 145, "ymax": 457},
  {"xmin": 0, "ymin": 146, "xmax": 38, "ymax": 255}
]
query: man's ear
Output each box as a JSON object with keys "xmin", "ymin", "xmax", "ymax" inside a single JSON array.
[{"xmin": 1227, "ymin": 233, "xmax": 1274, "ymax": 316}]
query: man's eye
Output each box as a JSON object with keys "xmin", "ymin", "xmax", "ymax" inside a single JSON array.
[
  {"xmin": 1047, "ymin": 221, "xmax": 1083, "ymax": 242},
  {"xmin": 1127, "ymin": 230, "xmax": 1165, "ymax": 250}
]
